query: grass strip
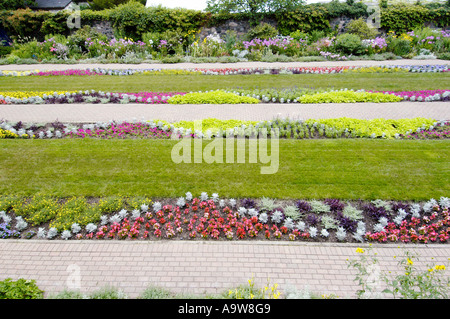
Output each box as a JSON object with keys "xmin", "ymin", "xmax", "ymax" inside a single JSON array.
[
  {"xmin": 0, "ymin": 139, "xmax": 448, "ymax": 200},
  {"xmin": 0, "ymin": 73, "xmax": 449, "ymax": 93}
]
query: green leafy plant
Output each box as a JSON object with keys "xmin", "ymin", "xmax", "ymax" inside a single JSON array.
[
  {"xmin": 385, "ymin": 251, "xmax": 450, "ymax": 299},
  {"xmin": 348, "ymin": 246, "xmax": 450, "ymax": 299},
  {"xmin": 168, "ymin": 90, "xmax": 260, "ymax": 104},
  {"xmin": 244, "ymin": 22, "xmax": 278, "ymax": 41},
  {"xmin": 0, "ymin": 278, "xmax": 44, "ymax": 299},
  {"xmin": 345, "ymin": 18, "xmax": 378, "ymax": 39},
  {"xmin": 333, "ymin": 33, "xmax": 364, "ymax": 55}
]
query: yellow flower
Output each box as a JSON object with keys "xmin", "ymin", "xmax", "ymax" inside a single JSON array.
[
  {"xmin": 356, "ymin": 248, "xmax": 365, "ymax": 254},
  {"xmin": 407, "ymin": 258, "xmax": 413, "ymax": 265}
]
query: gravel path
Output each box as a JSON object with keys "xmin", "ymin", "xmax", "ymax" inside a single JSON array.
[{"xmin": 0, "ymin": 59, "xmax": 448, "ymax": 71}]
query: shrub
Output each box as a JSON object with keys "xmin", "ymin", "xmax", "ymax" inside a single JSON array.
[
  {"xmin": 388, "ymin": 38, "xmax": 413, "ymax": 57},
  {"xmin": 168, "ymin": 91, "xmax": 260, "ymax": 104},
  {"xmin": 345, "ymin": 18, "xmax": 378, "ymax": 40},
  {"xmin": 333, "ymin": 33, "xmax": 364, "ymax": 55},
  {"xmin": 0, "ymin": 278, "xmax": 44, "ymax": 299},
  {"xmin": 244, "ymin": 22, "xmax": 278, "ymax": 41},
  {"xmin": 0, "ymin": 46, "xmax": 12, "ymax": 57}
]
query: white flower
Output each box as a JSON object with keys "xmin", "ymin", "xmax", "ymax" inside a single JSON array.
[
  {"xmin": 131, "ymin": 209, "xmax": 141, "ymax": 219},
  {"xmin": 423, "ymin": 198, "xmax": 438, "ymax": 212},
  {"xmin": 284, "ymin": 217, "xmax": 295, "ymax": 230},
  {"xmin": 153, "ymin": 202, "xmax": 162, "ymax": 212},
  {"xmin": 61, "ymin": 230, "xmax": 71, "ymax": 240},
  {"xmin": 37, "ymin": 227, "xmax": 46, "ymax": 238},
  {"xmin": 271, "ymin": 210, "xmax": 283, "ymax": 224},
  {"xmin": 140, "ymin": 204, "xmax": 149, "ymax": 212},
  {"xmin": 85, "ymin": 223, "xmax": 97, "ymax": 233},
  {"xmin": 295, "ymin": 221, "xmax": 306, "ymax": 231},
  {"xmin": 373, "ymin": 223, "xmax": 385, "ymax": 233},
  {"xmin": 100, "ymin": 215, "xmax": 108, "ymax": 225},
  {"xmin": 109, "ymin": 214, "xmax": 121, "ymax": 224},
  {"xmin": 219, "ymin": 199, "xmax": 226, "ymax": 207},
  {"xmin": 211, "ymin": 193, "xmax": 219, "ymax": 202},
  {"xmin": 247, "ymin": 208, "xmax": 258, "ymax": 218},
  {"xmin": 378, "ymin": 217, "xmax": 388, "ymax": 227},
  {"xmin": 259, "ymin": 212, "xmax": 269, "ymax": 223},
  {"xmin": 15, "ymin": 216, "xmax": 27, "ymax": 231},
  {"xmin": 200, "ymin": 192, "xmax": 208, "ymax": 201},
  {"xmin": 336, "ymin": 227, "xmax": 347, "ymax": 241},
  {"xmin": 47, "ymin": 227, "xmax": 58, "ymax": 239},
  {"xmin": 229, "ymin": 199, "xmax": 236, "ymax": 207},
  {"xmin": 176, "ymin": 197, "xmax": 186, "ymax": 207},
  {"xmin": 309, "ymin": 226, "xmax": 318, "ymax": 238},
  {"xmin": 238, "ymin": 207, "xmax": 247, "ymax": 216},
  {"xmin": 439, "ymin": 197, "xmax": 450, "ymax": 209},
  {"xmin": 411, "ymin": 203, "xmax": 421, "ymax": 218},
  {"xmin": 118, "ymin": 209, "xmax": 128, "ymax": 219},
  {"xmin": 71, "ymin": 223, "xmax": 81, "ymax": 233},
  {"xmin": 321, "ymin": 229, "xmax": 329, "ymax": 237},
  {"xmin": 185, "ymin": 192, "xmax": 193, "ymax": 201}
]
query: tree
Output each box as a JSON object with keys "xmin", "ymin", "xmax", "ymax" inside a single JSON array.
[
  {"xmin": 88, "ymin": 0, "xmax": 145, "ymax": 11},
  {"xmin": 205, "ymin": 0, "xmax": 304, "ymax": 14},
  {"xmin": 0, "ymin": 0, "xmax": 35, "ymax": 10}
]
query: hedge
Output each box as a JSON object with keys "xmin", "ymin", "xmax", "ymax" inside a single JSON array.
[{"xmin": 0, "ymin": 2, "xmax": 449, "ymax": 41}]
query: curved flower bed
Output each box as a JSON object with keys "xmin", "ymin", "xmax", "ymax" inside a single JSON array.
[
  {"xmin": 1, "ymin": 89, "xmax": 449, "ymax": 105},
  {"xmin": 0, "ymin": 65, "xmax": 448, "ymax": 77},
  {"xmin": 1, "ymin": 118, "xmax": 449, "ymax": 140},
  {"xmin": 0, "ymin": 194, "xmax": 448, "ymax": 244}
]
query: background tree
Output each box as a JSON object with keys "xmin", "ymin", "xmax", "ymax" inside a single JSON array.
[
  {"xmin": 0, "ymin": 0, "xmax": 35, "ymax": 10},
  {"xmin": 205, "ymin": 0, "xmax": 304, "ymax": 14},
  {"xmin": 88, "ymin": 0, "xmax": 145, "ymax": 10}
]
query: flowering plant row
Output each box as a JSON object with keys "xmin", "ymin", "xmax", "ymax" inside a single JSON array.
[
  {"xmin": 1, "ymin": 65, "xmax": 448, "ymax": 77},
  {"xmin": 0, "ymin": 193, "xmax": 448, "ymax": 244},
  {"xmin": 1, "ymin": 89, "xmax": 449, "ymax": 105},
  {"xmin": 1, "ymin": 118, "xmax": 448, "ymax": 140}
]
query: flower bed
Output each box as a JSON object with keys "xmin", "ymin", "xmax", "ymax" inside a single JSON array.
[
  {"xmin": 1, "ymin": 89, "xmax": 449, "ymax": 105},
  {"xmin": 0, "ymin": 194, "xmax": 448, "ymax": 244},
  {"xmin": 1, "ymin": 118, "xmax": 448, "ymax": 140},
  {"xmin": 0, "ymin": 65, "xmax": 448, "ymax": 78}
]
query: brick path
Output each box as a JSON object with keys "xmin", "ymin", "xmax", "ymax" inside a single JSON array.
[
  {"xmin": 1, "ymin": 240, "xmax": 448, "ymax": 299},
  {"xmin": 1, "ymin": 102, "xmax": 449, "ymax": 123}
]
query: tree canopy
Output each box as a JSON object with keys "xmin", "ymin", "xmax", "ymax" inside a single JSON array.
[{"xmin": 205, "ymin": 0, "xmax": 305, "ymax": 14}]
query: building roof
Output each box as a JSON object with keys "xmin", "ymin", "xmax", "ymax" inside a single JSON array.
[{"xmin": 33, "ymin": 0, "xmax": 73, "ymax": 9}]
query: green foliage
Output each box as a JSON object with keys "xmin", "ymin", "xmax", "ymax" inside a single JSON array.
[
  {"xmin": 345, "ymin": 18, "xmax": 378, "ymax": 40},
  {"xmin": 0, "ymin": 0, "xmax": 34, "ymax": 10},
  {"xmin": 320, "ymin": 0, "xmax": 369, "ymax": 19},
  {"xmin": 244, "ymin": 22, "xmax": 278, "ymax": 40},
  {"xmin": 0, "ymin": 46, "xmax": 12, "ymax": 57},
  {"xmin": 380, "ymin": 3, "xmax": 447, "ymax": 34},
  {"xmin": 387, "ymin": 38, "xmax": 413, "ymax": 57},
  {"xmin": 0, "ymin": 278, "xmax": 44, "ymax": 299},
  {"xmin": 88, "ymin": 0, "xmax": 144, "ymax": 11},
  {"xmin": 0, "ymin": 8, "xmax": 70, "ymax": 41},
  {"xmin": 206, "ymin": 0, "xmax": 304, "ymax": 14},
  {"xmin": 276, "ymin": 5, "xmax": 331, "ymax": 35},
  {"xmin": 333, "ymin": 33, "xmax": 364, "ymax": 55},
  {"xmin": 348, "ymin": 247, "xmax": 450, "ymax": 299},
  {"xmin": 168, "ymin": 90, "xmax": 261, "ymax": 104},
  {"xmin": 108, "ymin": 1, "xmax": 207, "ymax": 40}
]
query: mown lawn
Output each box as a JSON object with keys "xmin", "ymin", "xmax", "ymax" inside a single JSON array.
[
  {"xmin": 1, "ymin": 72, "xmax": 449, "ymax": 92},
  {"xmin": 0, "ymin": 138, "xmax": 448, "ymax": 200}
]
